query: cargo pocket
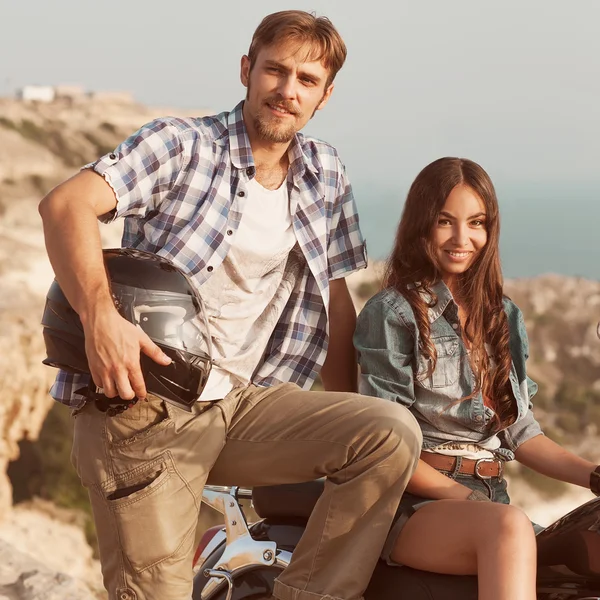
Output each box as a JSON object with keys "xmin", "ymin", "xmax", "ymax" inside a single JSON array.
[
  {"xmin": 417, "ymin": 336, "xmax": 461, "ymax": 388},
  {"xmin": 104, "ymin": 452, "xmax": 197, "ymax": 573},
  {"xmin": 106, "ymin": 395, "xmax": 173, "ymax": 447}
]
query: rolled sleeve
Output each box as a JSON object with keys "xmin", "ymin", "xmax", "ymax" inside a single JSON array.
[
  {"xmin": 501, "ymin": 303, "xmax": 544, "ymax": 452},
  {"xmin": 327, "ymin": 162, "xmax": 367, "ymax": 280},
  {"xmin": 83, "ymin": 118, "xmax": 185, "ymax": 223},
  {"xmin": 519, "ymin": 310, "xmax": 539, "ymax": 406},
  {"xmin": 501, "ymin": 409, "xmax": 544, "ymax": 453},
  {"xmin": 354, "ymin": 296, "xmax": 416, "ymax": 406}
]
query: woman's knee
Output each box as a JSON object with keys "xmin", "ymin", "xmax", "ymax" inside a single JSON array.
[{"xmin": 483, "ymin": 503, "xmax": 536, "ymax": 544}]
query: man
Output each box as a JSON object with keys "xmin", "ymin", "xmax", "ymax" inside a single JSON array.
[{"xmin": 39, "ymin": 11, "xmax": 421, "ymax": 600}]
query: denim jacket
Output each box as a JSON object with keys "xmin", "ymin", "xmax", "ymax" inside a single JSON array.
[{"xmin": 353, "ymin": 282, "xmax": 544, "ymax": 461}]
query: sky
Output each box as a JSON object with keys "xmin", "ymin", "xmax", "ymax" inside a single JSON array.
[{"xmin": 1, "ymin": 0, "xmax": 599, "ymax": 277}]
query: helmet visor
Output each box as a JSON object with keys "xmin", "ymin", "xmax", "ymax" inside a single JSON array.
[{"xmin": 111, "ymin": 282, "xmax": 212, "ymax": 359}]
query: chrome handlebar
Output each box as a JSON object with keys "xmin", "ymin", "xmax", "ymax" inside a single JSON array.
[{"xmin": 203, "ymin": 484, "xmax": 253, "ymax": 501}]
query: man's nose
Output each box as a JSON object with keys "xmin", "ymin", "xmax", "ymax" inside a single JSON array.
[{"xmin": 278, "ymin": 74, "xmax": 298, "ymax": 99}]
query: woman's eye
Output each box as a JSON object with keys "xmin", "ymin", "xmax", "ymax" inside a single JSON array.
[
  {"xmin": 471, "ymin": 219, "xmax": 485, "ymax": 227},
  {"xmin": 438, "ymin": 219, "xmax": 451, "ymax": 226}
]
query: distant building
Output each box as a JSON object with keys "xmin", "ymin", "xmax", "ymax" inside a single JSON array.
[{"xmin": 16, "ymin": 85, "xmax": 55, "ymax": 103}]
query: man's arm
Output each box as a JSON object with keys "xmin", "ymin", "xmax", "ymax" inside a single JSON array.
[
  {"xmin": 320, "ymin": 278, "xmax": 358, "ymax": 392},
  {"xmin": 39, "ymin": 170, "xmax": 169, "ymax": 400},
  {"xmin": 40, "ymin": 170, "xmax": 118, "ymax": 320}
]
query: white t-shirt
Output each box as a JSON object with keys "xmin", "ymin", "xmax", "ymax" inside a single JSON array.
[{"xmin": 198, "ymin": 177, "xmax": 304, "ymax": 400}]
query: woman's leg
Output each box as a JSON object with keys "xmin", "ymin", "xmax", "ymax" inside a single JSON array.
[{"xmin": 391, "ymin": 500, "xmax": 537, "ymax": 600}]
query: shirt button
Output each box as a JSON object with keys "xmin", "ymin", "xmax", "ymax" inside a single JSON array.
[
  {"xmin": 226, "ymin": 229, "xmax": 233, "ymax": 236},
  {"xmin": 474, "ymin": 415, "xmax": 483, "ymax": 423},
  {"xmin": 452, "ymin": 323, "xmax": 459, "ymax": 330},
  {"xmin": 207, "ymin": 266, "xmax": 213, "ymax": 272},
  {"xmin": 238, "ymin": 190, "xmax": 245, "ymax": 197},
  {"xmin": 109, "ymin": 153, "xmax": 117, "ymax": 160},
  {"xmin": 246, "ymin": 167, "xmax": 254, "ymax": 176}
]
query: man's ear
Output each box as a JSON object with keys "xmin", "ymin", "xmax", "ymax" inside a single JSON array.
[
  {"xmin": 240, "ymin": 55, "xmax": 251, "ymax": 87},
  {"xmin": 316, "ymin": 83, "xmax": 335, "ymax": 112}
]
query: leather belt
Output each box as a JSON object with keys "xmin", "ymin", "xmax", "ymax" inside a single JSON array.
[{"xmin": 421, "ymin": 452, "xmax": 504, "ymax": 480}]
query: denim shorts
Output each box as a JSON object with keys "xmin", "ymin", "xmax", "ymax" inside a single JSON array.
[{"xmin": 381, "ymin": 469, "xmax": 510, "ymax": 565}]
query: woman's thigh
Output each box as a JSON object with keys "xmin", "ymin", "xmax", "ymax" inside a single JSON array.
[{"xmin": 391, "ymin": 499, "xmax": 528, "ymax": 574}]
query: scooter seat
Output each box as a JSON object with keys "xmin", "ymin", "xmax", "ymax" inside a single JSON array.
[{"xmin": 253, "ymin": 480, "xmax": 325, "ymax": 520}]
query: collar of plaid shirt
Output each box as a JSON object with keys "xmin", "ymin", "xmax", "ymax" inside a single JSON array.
[{"xmin": 49, "ymin": 101, "xmax": 367, "ymax": 406}]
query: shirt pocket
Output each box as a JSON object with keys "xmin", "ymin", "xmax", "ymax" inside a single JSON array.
[{"xmin": 417, "ymin": 336, "xmax": 461, "ymax": 389}]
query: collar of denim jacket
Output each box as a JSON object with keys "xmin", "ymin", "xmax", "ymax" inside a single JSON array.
[{"xmin": 425, "ymin": 280, "xmax": 456, "ymax": 323}]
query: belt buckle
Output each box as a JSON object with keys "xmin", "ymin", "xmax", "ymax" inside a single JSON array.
[{"xmin": 474, "ymin": 458, "xmax": 496, "ymax": 480}]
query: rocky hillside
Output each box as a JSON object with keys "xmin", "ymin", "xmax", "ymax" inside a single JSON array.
[
  {"xmin": 0, "ymin": 95, "xmax": 209, "ymax": 598},
  {"xmin": 0, "ymin": 95, "xmax": 599, "ymax": 595}
]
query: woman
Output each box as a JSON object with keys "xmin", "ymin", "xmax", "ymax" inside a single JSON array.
[{"xmin": 354, "ymin": 157, "xmax": 600, "ymax": 600}]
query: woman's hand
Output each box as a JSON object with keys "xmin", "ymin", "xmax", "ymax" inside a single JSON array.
[{"xmin": 466, "ymin": 489, "xmax": 492, "ymax": 501}]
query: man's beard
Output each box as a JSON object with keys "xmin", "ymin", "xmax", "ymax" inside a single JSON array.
[
  {"xmin": 254, "ymin": 114, "xmax": 297, "ymax": 144},
  {"xmin": 253, "ymin": 97, "xmax": 302, "ymax": 144}
]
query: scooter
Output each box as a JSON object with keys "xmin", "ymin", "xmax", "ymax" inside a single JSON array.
[{"xmin": 191, "ymin": 480, "xmax": 600, "ymax": 600}]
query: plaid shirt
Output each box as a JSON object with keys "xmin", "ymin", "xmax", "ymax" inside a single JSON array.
[{"xmin": 50, "ymin": 101, "xmax": 367, "ymax": 407}]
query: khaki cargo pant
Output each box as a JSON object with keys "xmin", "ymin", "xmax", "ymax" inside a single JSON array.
[{"xmin": 71, "ymin": 383, "xmax": 421, "ymax": 600}]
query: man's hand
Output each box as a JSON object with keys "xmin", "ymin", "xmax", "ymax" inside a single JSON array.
[{"xmin": 83, "ymin": 304, "xmax": 172, "ymax": 400}]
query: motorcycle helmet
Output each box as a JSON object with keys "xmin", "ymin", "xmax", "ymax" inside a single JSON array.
[{"xmin": 41, "ymin": 248, "xmax": 213, "ymax": 411}]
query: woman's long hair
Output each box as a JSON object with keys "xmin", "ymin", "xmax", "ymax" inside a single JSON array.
[{"xmin": 384, "ymin": 157, "xmax": 516, "ymax": 427}]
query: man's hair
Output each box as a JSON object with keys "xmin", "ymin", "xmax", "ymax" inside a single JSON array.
[{"xmin": 248, "ymin": 10, "xmax": 347, "ymax": 87}]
